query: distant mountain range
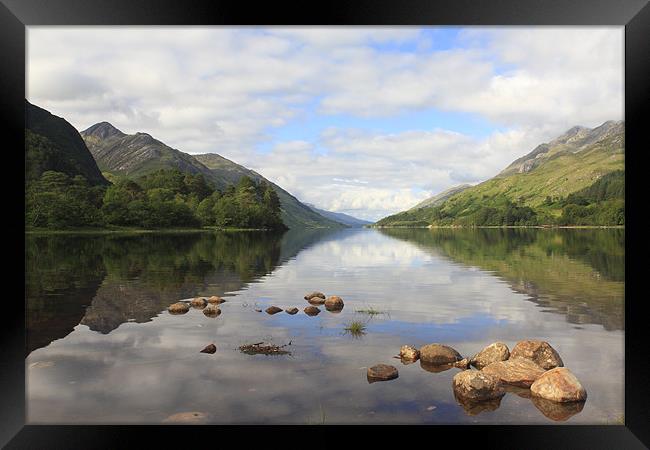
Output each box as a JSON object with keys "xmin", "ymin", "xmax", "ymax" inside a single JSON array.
[
  {"xmin": 376, "ymin": 120, "xmax": 624, "ymax": 227},
  {"xmin": 304, "ymin": 204, "xmax": 372, "ymax": 227},
  {"xmin": 80, "ymin": 121, "xmax": 360, "ymax": 229}
]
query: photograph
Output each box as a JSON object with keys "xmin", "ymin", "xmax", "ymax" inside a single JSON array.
[{"xmin": 23, "ymin": 25, "xmax": 626, "ymax": 426}]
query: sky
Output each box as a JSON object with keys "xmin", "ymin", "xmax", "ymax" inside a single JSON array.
[{"xmin": 27, "ymin": 26, "xmax": 624, "ymax": 221}]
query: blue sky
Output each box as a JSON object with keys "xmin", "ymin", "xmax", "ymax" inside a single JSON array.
[{"xmin": 27, "ymin": 26, "xmax": 624, "ymax": 220}]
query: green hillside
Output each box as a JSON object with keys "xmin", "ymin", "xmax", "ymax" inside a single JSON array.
[
  {"xmin": 26, "ymin": 101, "xmax": 109, "ymax": 186},
  {"xmin": 376, "ymin": 121, "xmax": 624, "ymax": 227},
  {"xmin": 81, "ymin": 124, "xmax": 343, "ymax": 229}
]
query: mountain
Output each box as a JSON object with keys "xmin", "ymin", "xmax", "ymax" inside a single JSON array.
[
  {"xmin": 376, "ymin": 120, "xmax": 624, "ymax": 227},
  {"xmin": 25, "ymin": 100, "xmax": 109, "ymax": 185},
  {"xmin": 304, "ymin": 204, "xmax": 372, "ymax": 227},
  {"xmin": 193, "ymin": 154, "xmax": 343, "ymax": 229},
  {"xmin": 408, "ymin": 184, "xmax": 472, "ymax": 211},
  {"xmin": 81, "ymin": 123, "xmax": 342, "ymax": 229}
]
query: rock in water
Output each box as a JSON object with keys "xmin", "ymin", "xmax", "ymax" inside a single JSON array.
[
  {"xmin": 399, "ymin": 345, "xmax": 420, "ymax": 362},
  {"xmin": 203, "ymin": 305, "xmax": 221, "ymax": 317},
  {"xmin": 531, "ymin": 396, "xmax": 586, "ymax": 421},
  {"xmin": 470, "ymin": 342, "xmax": 510, "ymax": 370},
  {"xmin": 420, "ymin": 360, "xmax": 455, "ymax": 373},
  {"xmin": 208, "ymin": 296, "xmax": 225, "ymax": 304},
  {"xmin": 419, "ymin": 343, "xmax": 462, "ymax": 365},
  {"xmin": 285, "ymin": 307, "xmax": 299, "ymax": 315},
  {"xmin": 200, "ymin": 344, "xmax": 216, "ymax": 354},
  {"xmin": 265, "ymin": 306, "xmax": 283, "ymax": 315},
  {"xmin": 453, "ymin": 358, "xmax": 471, "ymax": 370},
  {"xmin": 163, "ymin": 412, "xmax": 208, "ymax": 424},
  {"xmin": 168, "ymin": 302, "xmax": 190, "ymax": 314},
  {"xmin": 304, "ymin": 291, "xmax": 326, "ymax": 301},
  {"xmin": 453, "ymin": 370, "xmax": 505, "ymax": 402},
  {"xmin": 304, "ymin": 306, "xmax": 321, "ymax": 316},
  {"xmin": 482, "ymin": 357, "xmax": 546, "ymax": 388},
  {"xmin": 510, "ymin": 340, "xmax": 564, "ymax": 370},
  {"xmin": 530, "ymin": 367, "xmax": 587, "ymax": 402},
  {"xmin": 324, "ymin": 295, "xmax": 344, "ymax": 311},
  {"xmin": 307, "ymin": 297, "xmax": 326, "ymax": 305},
  {"xmin": 367, "ymin": 364, "xmax": 399, "ymax": 383},
  {"xmin": 190, "ymin": 297, "xmax": 207, "ymax": 308}
]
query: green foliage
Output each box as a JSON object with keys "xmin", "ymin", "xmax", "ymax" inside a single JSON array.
[
  {"xmin": 557, "ymin": 171, "xmax": 624, "ymax": 226},
  {"xmin": 26, "ymin": 169, "xmax": 286, "ymax": 230}
]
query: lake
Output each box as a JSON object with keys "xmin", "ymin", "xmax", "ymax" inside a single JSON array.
[{"xmin": 25, "ymin": 227, "xmax": 625, "ymax": 424}]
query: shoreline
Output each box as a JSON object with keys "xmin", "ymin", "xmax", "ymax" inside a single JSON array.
[
  {"xmin": 25, "ymin": 226, "xmax": 284, "ymax": 235},
  {"xmin": 369, "ymin": 225, "xmax": 625, "ymax": 230}
]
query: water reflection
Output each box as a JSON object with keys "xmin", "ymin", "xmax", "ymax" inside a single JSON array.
[
  {"xmin": 379, "ymin": 228, "xmax": 624, "ymax": 330},
  {"xmin": 26, "ymin": 229, "xmax": 336, "ymax": 353}
]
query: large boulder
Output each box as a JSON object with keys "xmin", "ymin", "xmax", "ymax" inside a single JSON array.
[
  {"xmin": 470, "ymin": 342, "xmax": 510, "ymax": 370},
  {"xmin": 304, "ymin": 291, "xmax": 325, "ymax": 301},
  {"xmin": 265, "ymin": 306, "xmax": 283, "ymax": 315},
  {"xmin": 530, "ymin": 367, "xmax": 587, "ymax": 402},
  {"xmin": 304, "ymin": 306, "xmax": 321, "ymax": 316},
  {"xmin": 399, "ymin": 345, "xmax": 420, "ymax": 362},
  {"xmin": 510, "ymin": 340, "xmax": 563, "ymax": 370},
  {"xmin": 482, "ymin": 357, "xmax": 546, "ymax": 388},
  {"xmin": 452, "ymin": 370, "xmax": 505, "ymax": 402},
  {"xmin": 419, "ymin": 343, "xmax": 462, "ymax": 365},
  {"xmin": 367, "ymin": 364, "xmax": 399, "ymax": 383},
  {"xmin": 168, "ymin": 302, "xmax": 190, "ymax": 314}
]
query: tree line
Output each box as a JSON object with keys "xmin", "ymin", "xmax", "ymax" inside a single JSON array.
[{"xmin": 26, "ymin": 169, "xmax": 286, "ymax": 230}]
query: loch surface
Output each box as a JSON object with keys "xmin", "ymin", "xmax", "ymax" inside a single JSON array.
[{"xmin": 26, "ymin": 227, "xmax": 624, "ymax": 424}]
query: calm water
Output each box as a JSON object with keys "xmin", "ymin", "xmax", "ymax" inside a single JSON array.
[{"xmin": 25, "ymin": 228, "xmax": 624, "ymax": 424}]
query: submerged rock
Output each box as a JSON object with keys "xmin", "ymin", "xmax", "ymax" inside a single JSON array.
[
  {"xmin": 203, "ymin": 305, "xmax": 221, "ymax": 317},
  {"xmin": 304, "ymin": 291, "xmax": 326, "ymax": 301},
  {"xmin": 200, "ymin": 343, "xmax": 216, "ymax": 354},
  {"xmin": 307, "ymin": 297, "xmax": 326, "ymax": 305},
  {"xmin": 530, "ymin": 367, "xmax": 587, "ymax": 403},
  {"xmin": 254, "ymin": 308, "xmax": 262, "ymax": 312},
  {"xmin": 190, "ymin": 297, "xmax": 208, "ymax": 308},
  {"xmin": 324, "ymin": 295, "xmax": 344, "ymax": 311},
  {"xmin": 452, "ymin": 370, "xmax": 505, "ymax": 402},
  {"xmin": 207, "ymin": 296, "xmax": 226, "ymax": 304},
  {"xmin": 470, "ymin": 342, "xmax": 510, "ymax": 370},
  {"xmin": 531, "ymin": 396, "xmax": 586, "ymax": 421},
  {"xmin": 419, "ymin": 343, "xmax": 462, "ymax": 365},
  {"xmin": 482, "ymin": 357, "xmax": 546, "ymax": 388},
  {"xmin": 163, "ymin": 411, "xmax": 209, "ymax": 424},
  {"xmin": 367, "ymin": 364, "xmax": 399, "ymax": 383},
  {"xmin": 304, "ymin": 306, "xmax": 321, "ymax": 316},
  {"xmin": 168, "ymin": 302, "xmax": 190, "ymax": 314},
  {"xmin": 285, "ymin": 307, "xmax": 299, "ymax": 315},
  {"xmin": 510, "ymin": 340, "xmax": 564, "ymax": 370},
  {"xmin": 265, "ymin": 306, "xmax": 283, "ymax": 315},
  {"xmin": 399, "ymin": 345, "xmax": 420, "ymax": 362}
]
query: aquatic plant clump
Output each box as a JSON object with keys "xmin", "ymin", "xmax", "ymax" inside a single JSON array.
[{"xmin": 239, "ymin": 341, "xmax": 292, "ymax": 356}]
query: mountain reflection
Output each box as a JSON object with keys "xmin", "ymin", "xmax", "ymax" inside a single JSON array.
[
  {"xmin": 26, "ymin": 229, "xmax": 337, "ymax": 354},
  {"xmin": 378, "ymin": 228, "xmax": 624, "ymax": 331}
]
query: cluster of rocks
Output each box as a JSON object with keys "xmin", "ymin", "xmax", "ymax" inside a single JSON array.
[
  {"xmin": 260, "ymin": 291, "xmax": 346, "ymax": 317},
  {"xmin": 167, "ymin": 296, "xmax": 227, "ymax": 318},
  {"xmin": 367, "ymin": 340, "xmax": 587, "ymax": 419}
]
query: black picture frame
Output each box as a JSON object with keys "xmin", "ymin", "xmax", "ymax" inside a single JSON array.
[{"xmin": 2, "ymin": 0, "xmax": 648, "ymax": 447}]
